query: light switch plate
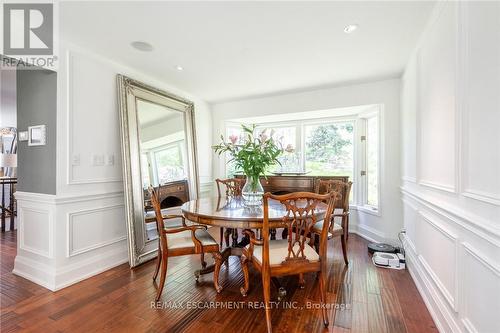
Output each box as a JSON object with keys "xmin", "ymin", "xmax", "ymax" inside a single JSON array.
[
  {"xmin": 92, "ymin": 154, "xmax": 105, "ymax": 166},
  {"xmin": 72, "ymin": 154, "xmax": 80, "ymax": 166},
  {"xmin": 106, "ymin": 154, "xmax": 114, "ymax": 166},
  {"xmin": 18, "ymin": 131, "xmax": 29, "ymax": 141}
]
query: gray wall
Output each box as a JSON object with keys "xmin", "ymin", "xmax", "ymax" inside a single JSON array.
[
  {"xmin": 16, "ymin": 68, "xmax": 57, "ymax": 194},
  {"xmin": 0, "ymin": 64, "xmax": 17, "ymax": 127}
]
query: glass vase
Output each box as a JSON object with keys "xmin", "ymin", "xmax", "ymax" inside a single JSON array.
[{"xmin": 242, "ymin": 175, "xmax": 264, "ymax": 206}]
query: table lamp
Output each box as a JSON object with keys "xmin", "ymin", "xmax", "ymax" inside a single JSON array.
[{"xmin": 0, "ymin": 153, "xmax": 17, "ymax": 178}]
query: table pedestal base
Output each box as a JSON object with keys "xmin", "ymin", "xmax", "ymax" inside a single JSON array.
[{"xmin": 194, "ymin": 234, "xmax": 286, "ymax": 297}]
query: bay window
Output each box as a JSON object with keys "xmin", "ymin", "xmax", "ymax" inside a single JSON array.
[{"xmin": 223, "ymin": 107, "xmax": 380, "ymax": 211}]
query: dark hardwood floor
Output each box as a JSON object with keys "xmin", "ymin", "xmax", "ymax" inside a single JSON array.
[{"xmin": 0, "ymin": 229, "xmax": 437, "ymax": 333}]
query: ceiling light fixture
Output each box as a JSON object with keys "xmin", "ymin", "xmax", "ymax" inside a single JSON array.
[
  {"xmin": 175, "ymin": 65, "xmax": 184, "ymax": 71},
  {"xmin": 130, "ymin": 41, "xmax": 153, "ymax": 52},
  {"xmin": 344, "ymin": 24, "xmax": 359, "ymax": 34}
]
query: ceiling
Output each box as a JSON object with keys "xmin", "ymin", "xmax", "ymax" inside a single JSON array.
[
  {"xmin": 60, "ymin": 1, "xmax": 435, "ymax": 103},
  {"xmin": 137, "ymin": 100, "xmax": 179, "ymax": 128}
]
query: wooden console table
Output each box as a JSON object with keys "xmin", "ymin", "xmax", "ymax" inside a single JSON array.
[{"xmin": 234, "ymin": 174, "xmax": 349, "ymax": 194}]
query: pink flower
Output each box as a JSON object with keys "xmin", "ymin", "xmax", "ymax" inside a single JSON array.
[
  {"xmin": 259, "ymin": 131, "xmax": 268, "ymax": 142},
  {"xmin": 285, "ymin": 144, "xmax": 295, "ymax": 153},
  {"xmin": 229, "ymin": 135, "xmax": 238, "ymax": 144}
]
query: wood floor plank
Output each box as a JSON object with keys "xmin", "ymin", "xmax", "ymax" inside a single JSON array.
[{"xmin": 0, "ymin": 230, "xmax": 437, "ymax": 333}]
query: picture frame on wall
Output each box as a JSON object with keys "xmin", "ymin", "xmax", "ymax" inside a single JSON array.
[{"xmin": 27, "ymin": 125, "xmax": 47, "ymax": 146}]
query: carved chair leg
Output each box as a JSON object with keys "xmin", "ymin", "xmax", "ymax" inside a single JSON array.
[
  {"xmin": 155, "ymin": 253, "xmax": 168, "ymax": 301},
  {"xmin": 200, "ymin": 252, "xmax": 207, "ymax": 269},
  {"xmin": 224, "ymin": 228, "xmax": 231, "ymax": 247},
  {"xmin": 270, "ymin": 228, "xmax": 277, "ymax": 240},
  {"xmin": 314, "ymin": 234, "xmax": 320, "ymax": 253},
  {"xmin": 346, "ymin": 215, "xmax": 349, "ymax": 240},
  {"xmin": 262, "ymin": 272, "xmax": 273, "ymax": 333},
  {"xmin": 213, "ymin": 252, "xmax": 223, "ymax": 293},
  {"xmin": 153, "ymin": 241, "xmax": 161, "ymax": 281},
  {"xmin": 318, "ymin": 271, "xmax": 329, "ymax": 327},
  {"xmin": 298, "ymin": 273, "xmax": 305, "ymax": 289},
  {"xmin": 281, "ymin": 227, "xmax": 288, "ymax": 240},
  {"xmin": 240, "ymin": 255, "xmax": 250, "ymax": 296},
  {"xmin": 231, "ymin": 228, "xmax": 239, "ymax": 247},
  {"xmin": 340, "ymin": 234, "xmax": 349, "ymax": 266}
]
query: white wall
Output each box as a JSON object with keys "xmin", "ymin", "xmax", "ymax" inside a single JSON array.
[
  {"xmin": 14, "ymin": 40, "xmax": 213, "ymax": 290},
  {"xmin": 212, "ymin": 78, "xmax": 402, "ymax": 242},
  {"xmin": 400, "ymin": 2, "xmax": 500, "ymax": 332}
]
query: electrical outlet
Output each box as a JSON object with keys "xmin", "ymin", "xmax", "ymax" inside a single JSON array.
[
  {"xmin": 106, "ymin": 154, "xmax": 114, "ymax": 166},
  {"xmin": 72, "ymin": 154, "xmax": 80, "ymax": 166},
  {"xmin": 92, "ymin": 154, "xmax": 105, "ymax": 166}
]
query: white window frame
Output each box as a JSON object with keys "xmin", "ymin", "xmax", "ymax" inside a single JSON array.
[
  {"xmin": 356, "ymin": 109, "xmax": 381, "ymax": 215},
  {"xmin": 221, "ymin": 106, "xmax": 381, "ymax": 213},
  {"xmin": 145, "ymin": 140, "xmax": 187, "ymax": 186}
]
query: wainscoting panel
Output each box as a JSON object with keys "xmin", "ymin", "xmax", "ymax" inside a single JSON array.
[
  {"xmin": 19, "ymin": 206, "xmax": 53, "ymax": 259},
  {"xmin": 416, "ymin": 211, "xmax": 458, "ymax": 311},
  {"xmin": 417, "ymin": 1, "xmax": 457, "ymax": 193},
  {"xmin": 461, "ymin": 243, "xmax": 500, "ymax": 333},
  {"xmin": 460, "ymin": 1, "xmax": 500, "ymax": 206},
  {"xmin": 66, "ymin": 50, "xmax": 123, "ymax": 185},
  {"xmin": 67, "ymin": 204, "xmax": 126, "ymax": 257}
]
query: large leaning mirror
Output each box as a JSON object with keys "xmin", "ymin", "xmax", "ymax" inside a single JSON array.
[{"xmin": 117, "ymin": 75, "xmax": 199, "ymax": 267}]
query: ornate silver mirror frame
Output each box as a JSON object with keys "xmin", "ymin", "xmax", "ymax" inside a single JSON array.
[{"xmin": 117, "ymin": 75, "xmax": 199, "ymax": 267}]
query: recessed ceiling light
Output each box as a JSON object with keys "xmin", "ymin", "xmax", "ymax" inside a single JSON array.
[
  {"xmin": 344, "ymin": 24, "xmax": 359, "ymax": 34},
  {"xmin": 175, "ymin": 65, "xmax": 184, "ymax": 71},
  {"xmin": 130, "ymin": 41, "xmax": 153, "ymax": 52}
]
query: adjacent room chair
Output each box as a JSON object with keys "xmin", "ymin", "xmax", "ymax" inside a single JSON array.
[
  {"xmin": 240, "ymin": 191, "xmax": 338, "ymax": 333},
  {"xmin": 313, "ymin": 179, "xmax": 352, "ymax": 265},
  {"xmin": 215, "ymin": 178, "xmax": 245, "ymax": 246},
  {"xmin": 149, "ymin": 187, "xmax": 220, "ymax": 301}
]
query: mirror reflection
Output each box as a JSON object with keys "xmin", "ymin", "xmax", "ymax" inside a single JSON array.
[{"xmin": 137, "ymin": 99, "xmax": 189, "ymax": 242}]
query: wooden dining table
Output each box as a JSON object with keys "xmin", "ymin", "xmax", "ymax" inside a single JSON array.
[{"xmin": 181, "ymin": 195, "xmax": 328, "ymax": 293}]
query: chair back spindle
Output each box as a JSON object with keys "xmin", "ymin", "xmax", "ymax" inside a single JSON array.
[
  {"xmin": 262, "ymin": 192, "xmax": 338, "ymax": 264},
  {"xmin": 215, "ymin": 178, "xmax": 245, "ymax": 198},
  {"xmin": 148, "ymin": 187, "xmax": 168, "ymax": 249}
]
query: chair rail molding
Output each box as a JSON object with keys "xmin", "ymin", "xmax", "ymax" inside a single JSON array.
[{"xmin": 18, "ymin": 206, "xmax": 54, "ymax": 259}]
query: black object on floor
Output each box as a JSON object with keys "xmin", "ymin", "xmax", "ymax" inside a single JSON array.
[{"xmin": 367, "ymin": 243, "xmax": 396, "ymax": 254}]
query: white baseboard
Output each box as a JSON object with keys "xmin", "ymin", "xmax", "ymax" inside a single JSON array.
[
  {"xmin": 350, "ymin": 223, "xmax": 390, "ymax": 244},
  {"xmin": 13, "ymin": 246, "xmax": 128, "ymax": 291},
  {"xmin": 13, "ymin": 256, "xmax": 57, "ymax": 291},
  {"xmin": 54, "ymin": 246, "xmax": 129, "ymax": 291}
]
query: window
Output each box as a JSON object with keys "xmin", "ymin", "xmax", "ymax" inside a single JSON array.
[
  {"xmin": 265, "ymin": 126, "xmax": 298, "ymax": 173},
  {"xmin": 304, "ymin": 122, "xmax": 354, "ymax": 179},
  {"xmin": 225, "ymin": 126, "xmax": 246, "ymax": 177},
  {"xmin": 365, "ymin": 116, "xmax": 379, "ymax": 207},
  {"xmin": 153, "ymin": 143, "xmax": 186, "ymax": 184},
  {"xmin": 142, "ymin": 141, "xmax": 187, "ymax": 187},
  {"xmin": 222, "ymin": 106, "xmax": 380, "ymax": 210}
]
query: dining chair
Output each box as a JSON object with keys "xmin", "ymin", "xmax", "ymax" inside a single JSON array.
[
  {"xmin": 149, "ymin": 187, "xmax": 221, "ymax": 301},
  {"xmin": 240, "ymin": 191, "xmax": 338, "ymax": 333},
  {"xmin": 313, "ymin": 179, "xmax": 352, "ymax": 265},
  {"xmin": 215, "ymin": 178, "xmax": 245, "ymax": 246}
]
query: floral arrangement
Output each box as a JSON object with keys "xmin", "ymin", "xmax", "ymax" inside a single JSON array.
[{"xmin": 212, "ymin": 124, "xmax": 283, "ymax": 193}]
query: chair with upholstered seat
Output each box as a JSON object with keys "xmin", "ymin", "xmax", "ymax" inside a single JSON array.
[
  {"xmin": 215, "ymin": 178, "xmax": 245, "ymax": 246},
  {"xmin": 149, "ymin": 187, "xmax": 221, "ymax": 301},
  {"xmin": 313, "ymin": 179, "xmax": 352, "ymax": 266},
  {"xmin": 240, "ymin": 191, "xmax": 338, "ymax": 333}
]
